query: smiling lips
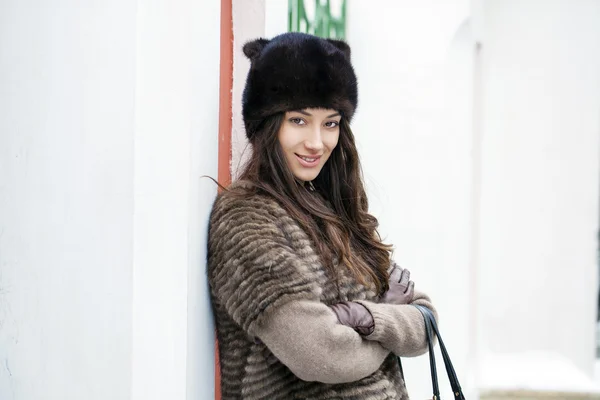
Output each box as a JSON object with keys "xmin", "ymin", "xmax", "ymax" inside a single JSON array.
[{"xmin": 295, "ymin": 154, "xmax": 321, "ymax": 168}]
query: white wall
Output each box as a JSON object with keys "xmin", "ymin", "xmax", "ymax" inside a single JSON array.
[
  {"xmin": 0, "ymin": 1, "xmax": 219, "ymax": 399},
  {"xmin": 477, "ymin": 0, "xmax": 600, "ymax": 393},
  {"xmin": 346, "ymin": 0, "xmax": 600, "ymax": 396},
  {"xmin": 348, "ymin": 0, "xmax": 600, "ymax": 396},
  {"xmin": 265, "ymin": 0, "xmax": 288, "ymax": 38},
  {"xmin": 231, "ymin": 0, "xmax": 266, "ymax": 178}
]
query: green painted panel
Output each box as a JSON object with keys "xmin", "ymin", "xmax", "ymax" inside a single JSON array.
[{"xmin": 288, "ymin": 0, "xmax": 347, "ymax": 39}]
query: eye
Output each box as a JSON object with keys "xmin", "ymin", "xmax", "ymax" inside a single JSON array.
[
  {"xmin": 325, "ymin": 121, "xmax": 340, "ymax": 128},
  {"xmin": 289, "ymin": 117, "xmax": 306, "ymax": 125}
]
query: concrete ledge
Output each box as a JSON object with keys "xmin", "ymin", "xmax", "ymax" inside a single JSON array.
[{"xmin": 481, "ymin": 390, "xmax": 600, "ymax": 400}]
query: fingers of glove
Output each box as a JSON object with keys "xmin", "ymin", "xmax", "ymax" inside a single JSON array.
[
  {"xmin": 405, "ymin": 281, "xmax": 415, "ymax": 300},
  {"xmin": 355, "ymin": 325, "xmax": 374, "ymax": 336},
  {"xmin": 389, "ymin": 261, "xmax": 404, "ymax": 275},
  {"xmin": 387, "ymin": 263, "xmax": 395, "ymax": 275},
  {"xmin": 398, "ymin": 268, "xmax": 411, "ymax": 288},
  {"xmin": 389, "ymin": 265, "xmax": 403, "ymax": 283}
]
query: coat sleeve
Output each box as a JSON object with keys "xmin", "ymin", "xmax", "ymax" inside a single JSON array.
[
  {"xmin": 355, "ymin": 290, "xmax": 437, "ymax": 357},
  {"xmin": 207, "ymin": 192, "xmax": 390, "ymax": 384}
]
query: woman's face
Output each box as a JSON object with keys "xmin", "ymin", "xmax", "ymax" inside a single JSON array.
[{"xmin": 278, "ymin": 108, "xmax": 341, "ymax": 182}]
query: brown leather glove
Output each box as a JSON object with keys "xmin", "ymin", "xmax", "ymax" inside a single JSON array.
[
  {"xmin": 379, "ymin": 262, "xmax": 415, "ymax": 305},
  {"xmin": 330, "ymin": 302, "xmax": 375, "ymax": 336}
]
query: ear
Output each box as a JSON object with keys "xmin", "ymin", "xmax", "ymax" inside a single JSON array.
[
  {"xmin": 326, "ymin": 39, "xmax": 351, "ymax": 59},
  {"xmin": 243, "ymin": 38, "xmax": 270, "ymax": 61}
]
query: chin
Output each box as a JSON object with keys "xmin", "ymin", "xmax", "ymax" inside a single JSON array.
[{"xmin": 294, "ymin": 169, "xmax": 321, "ymax": 182}]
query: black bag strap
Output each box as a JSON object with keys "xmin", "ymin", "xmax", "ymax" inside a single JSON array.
[
  {"xmin": 414, "ymin": 304, "xmax": 441, "ymax": 399},
  {"xmin": 422, "ymin": 307, "xmax": 465, "ymax": 399},
  {"xmin": 413, "ymin": 305, "xmax": 466, "ymax": 400}
]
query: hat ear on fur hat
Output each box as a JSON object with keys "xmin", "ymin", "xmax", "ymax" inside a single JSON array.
[
  {"xmin": 243, "ymin": 38, "xmax": 270, "ymax": 62},
  {"xmin": 325, "ymin": 38, "xmax": 351, "ymax": 59}
]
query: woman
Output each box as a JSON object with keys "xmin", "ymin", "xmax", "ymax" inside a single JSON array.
[{"xmin": 208, "ymin": 32, "xmax": 436, "ymax": 400}]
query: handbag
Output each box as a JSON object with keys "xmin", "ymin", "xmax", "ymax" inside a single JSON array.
[{"xmin": 397, "ymin": 305, "xmax": 466, "ymax": 400}]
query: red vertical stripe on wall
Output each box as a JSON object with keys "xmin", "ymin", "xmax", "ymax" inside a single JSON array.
[
  {"xmin": 216, "ymin": 1, "xmax": 233, "ymax": 399},
  {"xmin": 218, "ymin": 0, "xmax": 233, "ymax": 189}
]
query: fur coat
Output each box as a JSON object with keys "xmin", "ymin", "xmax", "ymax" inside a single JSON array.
[{"xmin": 207, "ymin": 181, "xmax": 436, "ymax": 399}]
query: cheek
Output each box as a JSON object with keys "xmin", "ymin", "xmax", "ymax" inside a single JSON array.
[
  {"xmin": 325, "ymin": 133, "xmax": 340, "ymax": 151},
  {"xmin": 277, "ymin": 128, "xmax": 291, "ymax": 150},
  {"xmin": 278, "ymin": 125, "xmax": 300, "ymax": 151}
]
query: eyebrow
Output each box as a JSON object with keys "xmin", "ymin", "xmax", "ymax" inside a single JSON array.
[{"xmin": 293, "ymin": 110, "xmax": 341, "ymax": 118}]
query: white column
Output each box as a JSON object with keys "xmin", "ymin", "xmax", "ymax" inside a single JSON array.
[
  {"xmin": 132, "ymin": 0, "xmax": 219, "ymax": 399},
  {"xmin": 478, "ymin": 0, "xmax": 600, "ymax": 393},
  {"xmin": 186, "ymin": 0, "xmax": 221, "ymax": 397},
  {"xmin": 0, "ymin": 0, "xmax": 219, "ymax": 399},
  {"xmin": 0, "ymin": 1, "xmax": 137, "ymax": 399}
]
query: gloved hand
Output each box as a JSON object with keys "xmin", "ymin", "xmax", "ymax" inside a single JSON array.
[
  {"xmin": 379, "ymin": 262, "xmax": 415, "ymax": 305},
  {"xmin": 330, "ymin": 302, "xmax": 375, "ymax": 336}
]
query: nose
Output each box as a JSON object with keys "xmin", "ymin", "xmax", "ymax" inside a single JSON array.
[{"xmin": 304, "ymin": 125, "xmax": 324, "ymax": 152}]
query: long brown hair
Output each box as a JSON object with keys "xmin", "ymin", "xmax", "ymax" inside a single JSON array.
[{"xmin": 234, "ymin": 113, "xmax": 392, "ymax": 295}]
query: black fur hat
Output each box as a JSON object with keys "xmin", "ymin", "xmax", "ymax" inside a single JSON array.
[{"xmin": 242, "ymin": 32, "xmax": 358, "ymax": 140}]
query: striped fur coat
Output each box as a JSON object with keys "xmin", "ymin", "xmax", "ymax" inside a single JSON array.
[{"xmin": 207, "ymin": 181, "xmax": 436, "ymax": 399}]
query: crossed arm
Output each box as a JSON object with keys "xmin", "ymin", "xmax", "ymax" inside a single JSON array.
[{"xmin": 253, "ymin": 289, "xmax": 436, "ymax": 383}]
